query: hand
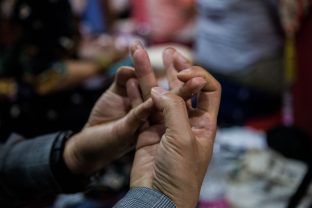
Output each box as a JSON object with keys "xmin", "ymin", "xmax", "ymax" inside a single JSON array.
[
  {"xmin": 62, "ymin": 42, "xmax": 208, "ymax": 177},
  {"xmin": 131, "ymin": 42, "xmax": 197, "ymax": 102},
  {"xmin": 130, "ymin": 42, "xmax": 206, "ymax": 122},
  {"xmin": 130, "ymin": 48, "xmax": 221, "ymax": 207},
  {"xmin": 63, "ymin": 67, "xmax": 153, "ymax": 175},
  {"xmin": 85, "ymin": 66, "xmax": 138, "ymax": 127},
  {"xmin": 62, "ymin": 43, "xmax": 205, "ymax": 176}
]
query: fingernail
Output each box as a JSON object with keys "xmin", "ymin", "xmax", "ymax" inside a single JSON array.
[
  {"xmin": 151, "ymin": 87, "xmax": 167, "ymax": 96},
  {"xmin": 130, "ymin": 40, "xmax": 144, "ymax": 56},
  {"xmin": 164, "ymin": 47, "xmax": 175, "ymax": 56},
  {"xmin": 163, "ymin": 48, "xmax": 176, "ymax": 67}
]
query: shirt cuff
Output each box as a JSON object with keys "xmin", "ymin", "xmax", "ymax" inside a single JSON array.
[
  {"xmin": 113, "ymin": 187, "xmax": 176, "ymax": 208},
  {"xmin": 1, "ymin": 132, "xmax": 67, "ymax": 201}
]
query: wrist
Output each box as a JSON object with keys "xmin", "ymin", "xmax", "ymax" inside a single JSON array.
[
  {"xmin": 63, "ymin": 130, "xmax": 100, "ymax": 175},
  {"xmin": 63, "ymin": 134, "xmax": 80, "ymax": 174},
  {"xmin": 51, "ymin": 131, "xmax": 90, "ymax": 193}
]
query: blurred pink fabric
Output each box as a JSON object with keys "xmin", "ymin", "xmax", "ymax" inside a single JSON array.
[{"xmin": 132, "ymin": 0, "xmax": 195, "ymax": 42}]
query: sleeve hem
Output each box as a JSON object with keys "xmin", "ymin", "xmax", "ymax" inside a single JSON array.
[{"xmin": 113, "ymin": 187, "xmax": 176, "ymax": 208}]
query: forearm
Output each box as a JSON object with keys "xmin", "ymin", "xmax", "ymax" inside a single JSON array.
[{"xmin": 0, "ymin": 132, "xmax": 86, "ymax": 207}]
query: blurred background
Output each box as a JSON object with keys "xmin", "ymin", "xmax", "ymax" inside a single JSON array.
[{"xmin": 0, "ymin": 0, "xmax": 312, "ymax": 207}]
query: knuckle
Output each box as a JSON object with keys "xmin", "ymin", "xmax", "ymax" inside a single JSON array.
[
  {"xmin": 129, "ymin": 108, "xmax": 140, "ymax": 123},
  {"xmin": 129, "ymin": 106, "xmax": 148, "ymax": 124},
  {"xmin": 192, "ymin": 66, "xmax": 205, "ymax": 74},
  {"xmin": 216, "ymin": 81, "xmax": 222, "ymax": 92},
  {"xmin": 164, "ymin": 93, "xmax": 185, "ymax": 108}
]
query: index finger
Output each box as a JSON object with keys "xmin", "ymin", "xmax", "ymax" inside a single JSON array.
[
  {"xmin": 151, "ymin": 87, "xmax": 193, "ymax": 146},
  {"xmin": 163, "ymin": 48, "xmax": 182, "ymax": 89},
  {"xmin": 131, "ymin": 42, "xmax": 157, "ymax": 100},
  {"xmin": 177, "ymin": 67, "xmax": 221, "ymax": 118},
  {"xmin": 163, "ymin": 48, "xmax": 192, "ymax": 90}
]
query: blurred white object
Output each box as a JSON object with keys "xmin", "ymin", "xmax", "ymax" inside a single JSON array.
[
  {"xmin": 199, "ymin": 151, "xmax": 230, "ymax": 208},
  {"xmin": 199, "ymin": 127, "xmax": 312, "ymax": 208},
  {"xmin": 109, "ymin": 0, "xmax": 129, "ymax": 13},
  {"xmin": 227, "ymin": 150, "xmax": 310, "ymax": 208},
  {"xmin": 69, "ymin": 0, "xmax": 87, "ymax": 15},
  {"xmin": 146, "ymin": 44, "xmax": 193, "ymax": 71},
  {"xmin": 216, "ymin": 127, "xmax": 267, "ymax": 151}
]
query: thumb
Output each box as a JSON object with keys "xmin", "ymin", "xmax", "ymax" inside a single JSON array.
[
  {"xmin": 173, "ymin": 50, "xmax": 192, "ymax": 70},
  {"xmin": 120, "ymin": 98, "xmax": 153, "ymax": 134},
  {"xmin": 151, "ymin": 87, "xmax": 193, "ymax": 146}
]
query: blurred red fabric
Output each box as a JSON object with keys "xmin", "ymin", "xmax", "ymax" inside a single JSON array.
[{"xmin": 293, "ymin": 10, "xmax": 312, "ymax": 138}]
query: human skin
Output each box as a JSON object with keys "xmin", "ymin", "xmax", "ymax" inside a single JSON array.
[
  {"xmin": 62, "ymin": 43, "xmax": 209, "ymax": 176},
  {"xmin": 130, "ymin": 45, "xmax": 221, "ymax": 208}
]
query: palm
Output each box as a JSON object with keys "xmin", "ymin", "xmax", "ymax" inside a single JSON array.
[
  {"xmin": 130, "ymin": 125, "xmax": 162, "ymax": 188},
  {"xmin": 87, "ymin": 89, "xmax": 130, "ymax": 127},
  {"xmin": 63, "ymin": 67, "xmax": 155, "ymax": 175},
  {"xmin": 130, "ymin": 106, "xmax": 215, "ymax": 188},
  {"xmin": 86, "ymin": 67, "xmax": 134, "ymax": 127}
]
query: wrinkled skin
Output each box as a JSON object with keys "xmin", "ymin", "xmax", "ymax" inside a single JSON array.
[
  {"xmin": 130, "ymin": 45, "xmax": 221, "ymax": 208},
  {"xmin": 63, "ymin": 43, "xmax": 209, "ymax": 176}
]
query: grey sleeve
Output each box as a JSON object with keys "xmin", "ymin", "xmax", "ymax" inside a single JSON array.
[
  {"xmin": 113, "ymin": 187, "xmax": 176, "ymax": 208},
  {"xmin": 0, "ymin": 133, "xmax": 64, "ymax": 207}
]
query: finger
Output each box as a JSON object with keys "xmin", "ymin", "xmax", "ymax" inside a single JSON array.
[
  {"xmin": 151, "ymin": 87, "xmax": 193, "ymax": 145},
  {"xmin": 177, "ymin": 67, "xmax": 221, "ymax": 118},
  {"xmin": 163, "ymin": 48, "xmax": 196, "ymax": 108},
  {"xmin": 131, "ymin": 41, "xmax": 157, "ymax": 100},
  {"xmin": 173, "ymin": 50, "xmax": 192, "ymax": 70},
  {"xmin": 163, "ymin": 48, "xmax": 192, "ymax": 89},
  {"xmin": 136, "ymin": 124, "xmax": 165, "ymax": 149},
  {"xmin": 163, "ymin": 47, "xmax": 183, "ymax": 89},
  {"xmin": 111, "ymin": 66, "xmax": 136, "ymax": 96},
  {"xmin": 126, "ymin": 78, "xmax": 143, "ymax": 108},
  {"xmin": 125, "ymin": 75, "xmax": 205, "ymax": 127},
  {"xmin": 121, "ymin": 98, "xmax": 154, "ymax": 133},
  {"xmin": 171, "ymin": 77, "xmax": 206, "ymax": 101}
]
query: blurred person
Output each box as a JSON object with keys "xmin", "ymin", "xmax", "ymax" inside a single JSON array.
[
  {"xmin": 0, "ymin": 0, "xmax": 106, "ymax": 95},
  {"xmin": 0, "ymin": 43, "xmax": 221, "ymax": 208},
  {"xmin": 0, "ymin": 0, "xmax": 100, "ymax": 140},
  {"xmin": 0, "ymin": 0, "xmax": 129, "ymax": 140},
  {"xmin": 195, "ymin": 0, "xmax": 285, "ymax": 125},
  {"xmin": 132, "ymin": 0, "xmax": 196, "ymax": 44}
]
